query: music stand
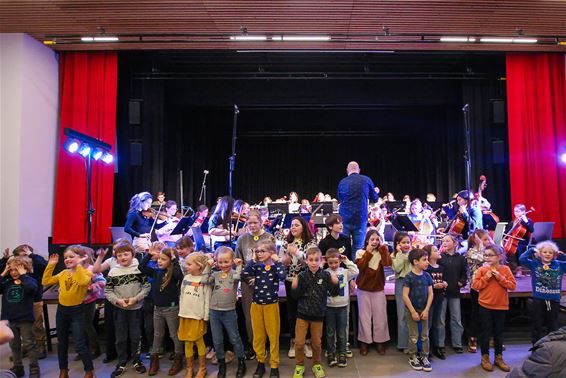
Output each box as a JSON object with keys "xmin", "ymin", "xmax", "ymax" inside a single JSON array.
[
  {"xmin": 311, "ymin": 201, "xmax": 334, "ymax": 215},
  {"xmin": 267, "ymin": 203, "xmax": 290, "ymax": 216},
  {"xmin": 389, "ymin": 215, "xmax": 419, "ymax": 232},
  {"xmin": 386, "ymin": 201, "xmax": 406, "ymax": 213},
  {"xmin": 170, "ymin": 217, "xmax": 193, "ymax": 236}
]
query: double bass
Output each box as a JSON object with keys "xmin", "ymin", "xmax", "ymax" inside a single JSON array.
[{"xmin": 502, "ymin": 207, "xmax": 535, "ymax": 256}]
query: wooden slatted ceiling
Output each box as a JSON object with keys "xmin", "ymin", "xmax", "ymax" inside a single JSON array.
[{"xmin": 1, "ymin": 1, "xmax": 565, "ymax": 51}]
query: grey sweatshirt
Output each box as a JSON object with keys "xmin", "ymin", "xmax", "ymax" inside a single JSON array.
[
  {"xmin": 105, "ymin": 259, "xmax": 150, "ymax": 310},
  {"xmin": 206, "ymin": 265, "xmax": 242, "ymax": 311}
]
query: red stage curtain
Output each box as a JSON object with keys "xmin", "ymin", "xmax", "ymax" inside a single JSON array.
[
  {"xmin": 52, "ymin": 52, "xmax": 117, "ymax": 244},
  {"xmin": 506, "ymin": 53, "xmax": 566, "ymax": 238}
]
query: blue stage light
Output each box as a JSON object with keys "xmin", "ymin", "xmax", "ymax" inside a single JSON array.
[
  {"xmin": 561, "ymin": 152, "xmax": 566, "ymax": 164},
  {"xmin": 101, "ymin": 152, "xmax": 114, "ymax": 164},
  {"xmin": 92, "ymin": 148, "xmax": 103, "ymax": 160},
  {"xmin": 78, "ymin": 143, "xmax": 91, "ymax": 157},
  {"xmin": 64, "ymin": 139, "xmax": 80, "ymax": 153}
]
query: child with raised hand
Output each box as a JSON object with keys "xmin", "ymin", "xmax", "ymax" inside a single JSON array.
[
  {"xmin": 1, "ymin": 256, "xmax": 40, "ymax": 378},
  {"xmin": 178, "ymin": 252, "xmax": 213, "ymax": 378},
  {"xmin": 42, "ymin": 246, "xmax": 95, "ymax": 378},
  {"xmin": 472, "ymin": 244, "xmax": 516, "ymax": 372},
  {"xmin": 205, "ymin": 246, "xmax": 247, "ymax": 378},
  {"xmin": 402, "ymin": 249, "xmax": 434, "ymax": 372},
  {"xmin": 354, "ymin": 230, "xmax": 391, "ymax": 357},
  {"xmin": 139, "ymin": 247, "xmax": 184, "ymax": 376},
  {"xmin": 325, "ymin": 248, "xmax": 359, "ymax": 367},
  {"xmin": 423, "ymin": 244, "xmax": 447, "ymax": 360},
  {"xmin": 291, "ymin": 247, "xmax": 339, "ymax": 378},
  {"xmin": 391, "ymin": 231, "xmax": 412, "ymax": 351},
  {"xmin": 438, "ymin": 233, "xmax": 467, "ymax": 354},
  {"xmin": 242, "ymin": 240, "xmax": 286, "ymax": 378},
  {"xmin": 104, "ymin": 241, "xmax": 151, "ymax": 378},
  {"xmin": 519, "ymin": 240, "xmax": 566, "ymax": 345}
]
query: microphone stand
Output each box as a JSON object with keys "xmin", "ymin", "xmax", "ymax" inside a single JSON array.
[
  {"xmin": 462, "ymin": 103, "xmax": 472, "ymax": 195},
  {"xmin": 198, "ymin": 170, "xmax": 209, "ymax": 205},
  {"xmin": 228, "ymin": 104, "xmax": 239, "ymax": 198}
]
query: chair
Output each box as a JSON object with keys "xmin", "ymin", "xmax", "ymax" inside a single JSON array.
[
  {"xmin": 529, "ymin": 222, "xmax": 555, "ymax": 246},
  {"xmin": 110, "ymin": 227, "xmax": 132, "ymax": 243},
  {"xmin": 493, "ymin": 222, "xmax": 508, "ymax": 245},
  {"xmin": 191, "ymin": 226, "xmax": 208, "ymax": 252}
]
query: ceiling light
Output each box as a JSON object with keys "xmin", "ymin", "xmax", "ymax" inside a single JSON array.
[
  {"xmin": 440, "ymin": 37, "xmax": 476, "ymax": 42},
  {"xmin": 229, "ymin": 36, "xmax": 267, "ymax": 41},
  {"xmin": 81, "ymin": 37, "xmax": 94, "ymax": 42},
  {"xmin": 512, "ymin": 38, "xmax": 537, "ymax": 43},
  {"xmin": 81, "ymin": 36, "xmax": 119, "ymax": 42},
  {"xmin": 271, "ymin": 36, "xmax": 282, "ymax": 41},
  {"xmin": 282, "ymin": 36, "xmax": 331, "ymax": 41}
]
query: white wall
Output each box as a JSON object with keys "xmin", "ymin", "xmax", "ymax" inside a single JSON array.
[{"xmin": 0, "ymin": 33, "xmax": 59, "ymax": 255}]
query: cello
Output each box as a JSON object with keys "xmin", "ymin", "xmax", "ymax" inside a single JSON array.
[{"xmin": 502, "ymin": 207, "xmax": 535, "ymax": 256}]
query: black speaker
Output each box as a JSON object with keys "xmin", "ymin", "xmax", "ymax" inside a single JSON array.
[
  {"xmin": 492, "ymin": 100, "xmax": 505, "ymax": 124},
  {"xmin": 492, "ymin": 140, "xmax": 505, "ymax": 164},
  {"xmin": 129, "ymin": 100, "xmax": 141, "ymax": 125},
  {"xmin": 130, "ymin": 142, "xmax": 142, "ymax": 166}
]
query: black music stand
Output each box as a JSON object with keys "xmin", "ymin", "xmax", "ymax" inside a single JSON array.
[
  {"xmin": 311, "ymin": 201, "xmax": 334, "ymax": 215},
  {"xmin": 267, "ymin": 203, "xmax": 290, "ymax": 216},
  {"xmin": 390, "ymin": 215, "xmax": 419, "ymax": 232},
  {"xmin": 170, "ymin": 217, "xmax": 193, "ymax": 236},
  {"xmin": 386, "ymin": 201, "xmax": 406, "ymax": 213}
]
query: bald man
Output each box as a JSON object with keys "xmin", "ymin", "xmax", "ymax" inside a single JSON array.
[{"xmin": 337, "ymin": 162, "xmax": 379, "ymax": 251}]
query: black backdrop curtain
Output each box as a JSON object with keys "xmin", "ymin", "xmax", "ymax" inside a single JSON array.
[{"xmin": 113, "ymin": 52, "xmax": 509, "ymax": 225}]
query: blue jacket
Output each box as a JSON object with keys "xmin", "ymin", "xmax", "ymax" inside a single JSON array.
[
  {"xmin": 337, "ymin": 173, "xmax": 378, "ymax": 226},
  {"xmin": 519, "ymin": 248, "xmax": 566, "ymax": 302}
]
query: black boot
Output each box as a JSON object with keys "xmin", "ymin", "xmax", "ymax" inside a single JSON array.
[
  {"xmin": 236, "ymin": 358, "xmax": 246, "ymax": 378},
  {"xmin": 253, "ymin": 362, "xmax": 265, "ymax": 378},
  {"xmin": 217, "ymin": 358, "xmax": 226, "ymax": 378},
  {"xmin": 269, "ymin": 367, "xmax": 279, "ymax": 377}
]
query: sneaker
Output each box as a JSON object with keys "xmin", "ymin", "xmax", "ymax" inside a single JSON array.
[
  {"xmin": 288, "ymin": 339, "xmax": 296, "ymax": 358},
  {"xmin": 433, "ymin": 347, "xmax": 446, "ymax": 360},
  {"xmin": 419, "ymin": 355, "xmax": 432, "ymax": 372},
  {"xmin": 327, "ymin": 353, "xmax": 337, "ymax": 367},
  {"xmin": 454, "ymin": 347, "xmax": 464, "ymax": 354},
  {"xmin": 293, "ymin": 365, "xmax": 305, "ymax": 378},
  {"xmin": 304, "ymin": 342, "xmax": 313, "ymax": 359},
  {"xmin": 337, "ymin": 353, "xmax": 347, "ymax": 368},
  {"xmin": 133, "ymin": 358, "xmax": 147, "ymax": 374},
  {"xmin": 408, "ymin": 355, "xmax": 422, "ymax": 371},
  {"xmin": 245, "ymin": 347, "xmax": 256, "ymax": 360},
  {"xmin": 9, "ymin": 366, "xmax": 25, "ymax": 378},
  {"xmin": 269, "ymin": 367, "xmax": 279, "ymax": 377},
  {"xmin": 345, "ymin": 343, "xmax": 353, "ymax": 358},
  {"xmin": 312, "ymin": 364, "xmax": 326, "ymax": 378},
  {"xmin": 111, "ymin": 365, "xmax": 126, "ymax": 378},
  {"xmin": 468, "ymin": 337, "xmax": 478, "ymax": 353}
]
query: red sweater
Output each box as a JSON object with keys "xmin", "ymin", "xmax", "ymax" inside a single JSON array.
[{"xmin": 471, "ymin": 265, "xmax": 516, "ymax": 310}]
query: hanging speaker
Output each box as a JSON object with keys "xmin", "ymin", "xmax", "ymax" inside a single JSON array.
[
  {"xmin": 129, "ymin": 100, "xmax": 141, "ymax": 125},
  {"xmin": 492, "ymin": 140, "xmax": 505, "ymax": 164},
  {"xmin": 492, "ymin": 100, "xmax": 505, "ymax": 124},
  {"xmin": 130, "ymin": 142, "xmax": 142, "ymax": 166}
]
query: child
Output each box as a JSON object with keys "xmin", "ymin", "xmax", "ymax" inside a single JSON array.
[
  {"xmin": 142, "ymin": 241, "xmax": 166, "ymax": 358},
  {"xmin": 42, "ymin": 246, "xmax": 95, "ymax": 378},
  {"xmin": 1, "ymin": 256, "xmax": 40, "ymax": 378},
  {"xmin": 325, "ymin": 248, "xmax": 358, "ymax": 367},
  {"xmin": 205, "ymin": 247, "xmax": 247, "ymax": 378},
  {"xmin": 176, "ymin": 236, "xmax": 195, "ymax": 275},
  {"xmin": 402, "ymin": 249, "xmax": 433, "ymax": 372},
  {"xmin": 178, "ymin": 252, "xmax": 213, "ymax": 378},
  {"xmin": 391, "ymin": 231, "xmax": 412, "ymax": 351},
  {"xmin": 472, "ymin": 244, "xmax": 516, "ymax": 372},
  {"xmin": 423, "ymin": 244, "xmax": 447, "ymax": 360},
  {"xmin": 465, "ymin": 229, "xmax": 493, "ymax": 353},
  {"xmin": 242, "ymin": 240, "xmax": 286, "ymax": 378},
  {"xmin": 519, "ymin": 241, "xmax": 566, "ymax": 344},
  {"xmin": 438, "ymin": 233, "xmax": 467, "ymax": 353},
  {"xmin": 318, "ymin": 214, "xmax": 352, "ymax": 260},
  {"xmin": 105, "ymin": 241, "xmax": 151, "ymax": 377},
  {"xmin": 505, "ymin": 204, "xmax": 534, "ymax": 274},
  {"xmin": 1, "ymin": 245, "xmax": 48, "ymax": 359},
  {"xmin": 279, "ymin": 217, "xmax": 316, "ymax": 358},
  {"xmin": 76, "ymin": 247, "xmax": 106, "ymax": 361},
  {"xmin": 291, "ymin": 247, "xmax": 339, "ymax": 378},
  {"xmin": 139, "ymin": 247, "xmax": 184, "ymax": 376},
  {"xmin": 354, "ymin": 230, "xmax": 391, "ymax": 357}
]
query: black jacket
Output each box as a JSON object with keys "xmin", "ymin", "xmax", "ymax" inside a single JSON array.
[
  {"xmin": 292, "ymin": 268, "xmax": 339, "ymax": 321},
  {"xmin": 438, "ymin": 253, "xmax": 467, "ymax": 298}
]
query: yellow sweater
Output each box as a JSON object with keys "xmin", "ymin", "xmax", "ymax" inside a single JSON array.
[{"xmin": 42, "ymin": 263, "xmax": 92, "ymax": 306}]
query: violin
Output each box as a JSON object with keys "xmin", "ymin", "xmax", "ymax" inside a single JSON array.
[
  {"xmin": 503, "ymin": 207, "xmax": 535, "ymax": 256},
  {"xmin": 142, "ymin": 208, "xmax": 176, "ymax": 222}
]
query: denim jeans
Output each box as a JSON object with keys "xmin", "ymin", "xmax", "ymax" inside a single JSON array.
[
  {"xmin": 428, "ymin": 298, "xmax": 444, "ymax": 349},
  {"xmin": 342, "ymin": 222, "xmax": 366, "ymax": 253},
  {"xmin": 325, "ymin": 306, "xmax": 347, "ymax": 354},
  {"xmin": 209, "ymin": 309, "xmax": 245, "ymax": 360},
  {"xmin": 8, "ymin": 321, "xmax": 37, "ymax": 367},
  {"xmin": 114, "ymin": 307, "xmax": 142, "ymax": 365},
  {"xmin": 439, "ymin": 297, "xmax": 464, "ymax": 348},
  {"xmin": 153, "ymin": 306, "xmax": 183, "ymax": 354},
  {"xmin": 394, "ymin": 278, "xmax": 409, "ymax": 349},
  {"xmin": 142, "ymin": 297, "xmax": 154, "ymax": 352},
  {"xmin": 56, "ymin": 304, "xmax": 93, "ymax": 371}
]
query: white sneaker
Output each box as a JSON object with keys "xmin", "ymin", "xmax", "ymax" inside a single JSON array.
[
  {"xmin": 288, "ymin": 339, "xmax": 296, "ymax": 358},
  {"xmin": 305, "ymin": 342, "xmax": 313, "ymax": 359}
]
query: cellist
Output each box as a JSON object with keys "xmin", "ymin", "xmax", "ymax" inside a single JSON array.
[
  {"xmin": 439, "ymin": 190, "xmax": 483, "ymax": 241},
  {"xmin": 504, "ymin": 204, "xmax": 534, "ymax": 275}
]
